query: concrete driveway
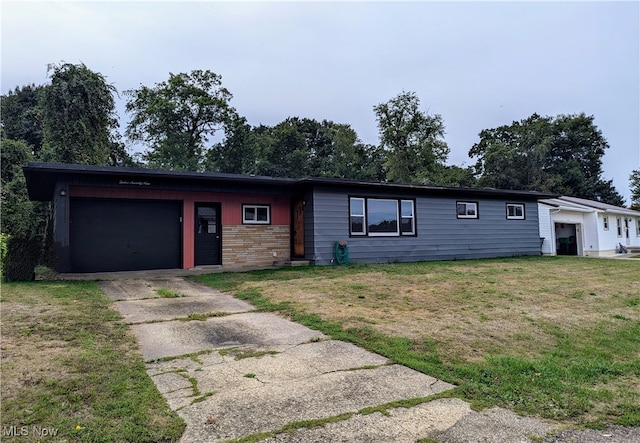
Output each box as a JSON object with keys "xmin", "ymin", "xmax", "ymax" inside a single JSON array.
[{"xmin": 101, "ymin": 277, "xmax": 561, "ymax": 443}]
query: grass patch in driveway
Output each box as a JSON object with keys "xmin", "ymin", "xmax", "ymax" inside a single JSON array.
[
  {"xmin": 193, "ymin": 256, "xmax": 640, "ymax": 427},
  {"xmin": 156, "ymin": 287, "xmax": 185, "ymax": 298},
  {"xmin": 1, "ymin": 281, "xmax": 185, "ymax": 442}
]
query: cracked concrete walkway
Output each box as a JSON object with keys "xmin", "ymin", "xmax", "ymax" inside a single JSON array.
[{"xmin": 102, "ymin": 277, "xmax": 559, "ymax": 443}]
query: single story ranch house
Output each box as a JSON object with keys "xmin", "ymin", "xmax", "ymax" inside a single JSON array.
[
  {"xmin": 24, "ymin": 162, "xmax": 556, "ymax": 274},
  {"xmin": 538, "ymin": 196, "xmax": 640, "ymax": 257}
]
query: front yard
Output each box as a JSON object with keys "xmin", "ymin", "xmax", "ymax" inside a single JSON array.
[
  {"xmin": 194, "ymin": 256, "xmax": 640, "ymax": 428},
  {"xmin": 1, "ymin": 256, "xmax": 637, "ymax": 441},
  {"xmin": 0, "ymin": 281, "xmax": 185, "ymax": 442}
]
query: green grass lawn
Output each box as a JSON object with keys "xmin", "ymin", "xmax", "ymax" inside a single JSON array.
[
  {"xmin": 1, "ymin": 256, "xmax": 636, "ymax": 441},
  {"xmin": 193, "ymin": 256, "xmax": 640, "ymax": 429},
  {"xmin": 0, "ymin": 281, "xmax": 185, "ymax": 442}
]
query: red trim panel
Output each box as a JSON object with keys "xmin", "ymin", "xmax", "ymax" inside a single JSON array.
[{"xmin": 69, "ymin": 186, "xmax": 291, "ymax": 269}]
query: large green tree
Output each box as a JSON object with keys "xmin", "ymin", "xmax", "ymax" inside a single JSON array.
[
  {"xmin": 40, "ymin": 63, "xmax": 119, "ymax": 165},
  {"xmin": 261, "ymin": 117, "xmax": 384, "ymax": 180},
  {"xmin": 1, "ymin": 63, "xmax": 127, "ymax": 279},
  {"xmin": 430, "ymin": 164, "xmax": 477, "ymax": 188},
  {"xmin": 254, "ymin": 120, "xmax": 311, "ymax": 178},
  {"xmin": 205, "ymin": 114, "xmax": 258, "ymax": 175},
  {"xmin": 0, "ymin": 136, "xmax": 43, "ymax": 280},
  {"xmin": 212, "ymin": 117, "xmax": 385, "ymax": 180},
  {"xmin": 317, "ymin": 121, "xmax": 385, "ymax": 181},
  {"xmin": 630, "ymin": 169, "xmax": 640, "ymax": 210},
  {"xmin": 0, "ymin": 84, "xmax": 45, "ymax": 157},
  {"xmin": 374, "ymin": 91, "xmax": 449, "ymax": 184},
  {"xmin": 125, "ymin": 70, "xmax": 233, "ymax": 171},
  {"xmin": 469, "ymin": 113, "xmax": 624, "ymax": 205}
]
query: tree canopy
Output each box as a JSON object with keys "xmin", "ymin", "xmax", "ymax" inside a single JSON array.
[
  {"xmin": 630, "ymin": 169, "xmax": 640, "ymax": 210},
  {"xmin": 40, "ymin": 63, "xmax": 119, "ymax": 165},
  {"xmin": 0, "ymin": 84, "xmax": 45, "ymax": 157},
  {"xmin": 205, "ymin": 116, "xmax": 385, "ymax": 181},
  {"xmin": 125, "ymin": 70, "xmax": 233, "ymax": 171},
  {"xmin": 374, "ymin": 91, "xmax": 449, "ymax": 184},
  {"xmin": 469, "ymin": 113, "xmax": 624, "ymax": 205}
]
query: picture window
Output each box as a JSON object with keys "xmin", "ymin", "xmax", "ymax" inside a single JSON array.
[{"xmin": 349, "ymin": 197, "xmax": 416, "ymax": 237}]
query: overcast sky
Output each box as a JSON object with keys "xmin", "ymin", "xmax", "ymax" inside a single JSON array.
[{"xmin": 2, "ymin": 1, "xmax": 638, "ymax": 203}]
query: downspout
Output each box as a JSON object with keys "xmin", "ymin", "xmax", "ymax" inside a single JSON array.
[
  {"xmin": 550, "ymin": 208, "xmax": 561, "ymax": 255},
  {"xmin": 590, "ymin": 211, "xmax": 602, "ymax": 256}
]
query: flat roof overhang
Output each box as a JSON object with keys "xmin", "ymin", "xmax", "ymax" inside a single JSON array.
[
  {"xmin": 23, "ymin": 162, "xmax": 298, "ymax": 201},
  {"xmin": 24, "ymin": 162, "xmax": 559, "ymax": 202}
]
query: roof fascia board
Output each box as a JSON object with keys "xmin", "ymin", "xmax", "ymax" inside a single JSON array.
[{"xmin": 23, "ymin": 162, "xmax": 560, "ymax": 201}]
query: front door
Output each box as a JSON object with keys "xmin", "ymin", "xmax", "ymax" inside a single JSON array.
[
  {"xmin": 194, "ymin": 204, "xmax": 221, "ymax": 266},
  {"xmin": 293, "ymin": 198, "xmax": 305, "ymax": 257}
]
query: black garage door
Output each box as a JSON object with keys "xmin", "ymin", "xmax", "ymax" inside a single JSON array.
[{"xmin": 70, "ymin": 199, "xmax": 182, "ymax": 272}]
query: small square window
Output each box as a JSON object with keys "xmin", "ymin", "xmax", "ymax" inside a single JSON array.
[
  {"xmin": 243, "ymin": 204, "xmax": 271, "ymax": 224},
  {"xmin": 506, "ymin": 203, "xmax": 525, "ymax": 220},
  {"xmin": 457, "ymin": 202, "xmax": 478, "ymax": 219}
]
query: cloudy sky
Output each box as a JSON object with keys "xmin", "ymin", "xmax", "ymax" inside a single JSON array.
[{"xmin": 2, "ymin": 1, "xmax": 638, "ymax": 202}]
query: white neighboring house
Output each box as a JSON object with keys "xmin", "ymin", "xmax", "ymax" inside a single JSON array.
[{"xmin": 538, "ymin": 196, "xmax": 640, "ymax": 257}]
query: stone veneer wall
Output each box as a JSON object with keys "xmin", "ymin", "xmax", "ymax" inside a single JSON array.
[{"xmin": 222, "ymin": 225, "xmax": 291, "ymax": 269}]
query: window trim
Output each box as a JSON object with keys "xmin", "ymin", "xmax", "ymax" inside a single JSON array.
[
  {"xmin": 636, "ymin": 218, "xmax": 640, "ymax": 236},
  {"xmin": 400, "ymin": 199, "xmax": 416, "ymax": 235},
  {"xmin": 242, "ymin": 204, "xmax": 271, "ymax": 225},
  {"xmin": 616, "ymin": 217, "xmax": 622, "ymax": 237},
  {"xmin": 603, "ymin": 215, "xmax": 609, "ymax": 231},
  {"xmin": 348, "ymin": 196, "xmax": 417, "ymax": 237},
  {"xmin": 349, "ymin": 197, "xmax": 366, "ymax": 236},
  {"xmin": 367, "ymin": 198, "xmax": 400, "ymax": 236},
  {"xmin": 456, "ymin": 201, "xmax": 479, "ymax": 219},
  {"xmin": 506, "ymin": 203, "xmax": 526, "ymax": 220}
]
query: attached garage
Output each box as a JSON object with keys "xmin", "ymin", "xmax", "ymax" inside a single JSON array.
[
  {"xmin": 23, "ymin": 163, "xmax": 296, "ymax": 274},
  {"xmin": 70, "ymin": 198, "xmax": 182, "ymax": 272}
]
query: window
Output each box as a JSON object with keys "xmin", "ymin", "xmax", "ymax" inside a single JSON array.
[
  {"xmin": 506, "ymin": 203, "xmax": 525, "ymax": 220},
  {"xmin": 636, "ymin": 219, "xmax": 640, "ymax": 236},
  {"xmin": 349, "ymin": 197, "xmax": 416, "ymax": 237},
  {"xmin": 457, "ymin": 201, "xmax": 478, "ymax": 219},
  {"xmin": 243, "ymin": 204, "xmax": 270, "ymax": 224},
  {"xmin": 603, "ymin": 216, "xmax": 609, "ymax": 230},
  {"xmin": 400, "ymin": 200, "xmax": 415, "ymax": 235},
  {"xmin": 616, "ymin": 217, "xmax": 622, "ymax": 237},
  {"xmin": 368, "ymin": 199, "xmax": 399, "ymax": 235},
  {"xmin": 349, "ymin": 198, "xmax": 366, "ymax": 235}
]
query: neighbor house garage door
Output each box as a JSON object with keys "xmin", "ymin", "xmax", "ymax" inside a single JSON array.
[{"xmin": 70, "ymin": 198, "xmax": 182, "ymax": 272}]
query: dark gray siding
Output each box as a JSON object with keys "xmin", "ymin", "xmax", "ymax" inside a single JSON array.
[
  {"xmin": 53, "ymin": 183, "xmax": 71, "ymax": 272},
  {"xmin": 311, "ymin": 187, "xmax": 541, "ymax": 265}
]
